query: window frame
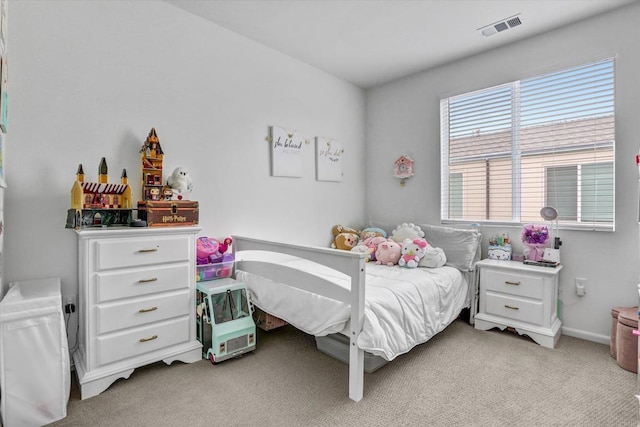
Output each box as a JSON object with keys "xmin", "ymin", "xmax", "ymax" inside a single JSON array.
[{"xmin": 440, "ymin": 58, "xmax": 615, "ymax": 231}]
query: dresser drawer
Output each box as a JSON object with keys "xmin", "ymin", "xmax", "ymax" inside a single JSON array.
[
  {"xmin": 484, "ymin": 292, "xmax": 544, "ymax": 325},
  {"xmin": 483, "ymin": 269, "xmax": 545, "ymax": 300},
  {"xmin": 94, "ymin": 235, "xmax": 191, "ymax": 270},
  {"xmin": 97, "ymin": 290, "xmax": 190, "ymax": 334},
  {"xmin": 97, "ymin": 316, "xmax": 190, "ymax": 366},
  {"xmin": 96, "ymin": 264, "xmax": 190, "ymax": 303}
]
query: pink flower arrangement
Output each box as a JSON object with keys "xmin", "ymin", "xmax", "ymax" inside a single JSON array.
[
  {"xmin": 522, "ymin": 224, "xmax": 549, "ymax": 245},
  {"xmin": 521, "ymin": 224, "xmax": 549, "ymax": 261}
]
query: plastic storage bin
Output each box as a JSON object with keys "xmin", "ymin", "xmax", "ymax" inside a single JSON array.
[
  {"xmin": 0, "ymin": 277, "xmax": 70, "ymax": 426},
  {"xmin": 315, "ymin": 333, "xmax": 388, "ymax": 373},
  {"xmin": 196, "ymin": 260, "xmax": 234, "ymax": 282}
]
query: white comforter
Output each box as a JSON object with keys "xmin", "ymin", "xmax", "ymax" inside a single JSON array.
[{"xmin": 236, "ymin": 257, "xmax": 468, "ymax": 361}]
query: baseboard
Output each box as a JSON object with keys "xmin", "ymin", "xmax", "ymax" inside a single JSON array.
[{"xmin": 561, "ymin": 326, "xmax": 609, "ymax": 345}]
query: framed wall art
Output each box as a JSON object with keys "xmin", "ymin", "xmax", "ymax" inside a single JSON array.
[
  {"xmin": 270, "ymin": 126, "xmax": 304, "ymax": 178},
  {"xmin": 315, "ymin": 137, "xmax": 343, "ymax": 182}
]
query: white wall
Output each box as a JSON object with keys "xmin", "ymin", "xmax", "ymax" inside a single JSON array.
[
  {"xmin": 6, "ymin": 1, "xmax": 637, "ymax": 347},
  {"xmin": 366, "ymin": 3, "xmax": 640, "ymax": 343},
  {"xmin": 4, "ymin": 2, "xmax": 365, "ymax": 313}
]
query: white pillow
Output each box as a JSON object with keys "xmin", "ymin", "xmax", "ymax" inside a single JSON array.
[
  {"xmin": 419, "ymin": 224, "xmax": 481, "ymax": 271},
  {"xmin": 390, "ymin": 223, "xmax": 425, "ymax": 243}
]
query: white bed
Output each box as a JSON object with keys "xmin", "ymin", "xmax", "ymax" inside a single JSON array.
[{"xmin": 232, "ymin": 225, "xmax": 481, "ymax": 402}]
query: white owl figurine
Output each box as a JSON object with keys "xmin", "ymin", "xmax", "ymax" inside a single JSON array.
[{"xmin": 167, "ymin": 167, "xmax": 193, "ymax": 200}]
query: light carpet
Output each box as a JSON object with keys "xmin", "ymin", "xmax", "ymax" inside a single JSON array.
[{"xmin": 51, "ymin": 320, "xmax": 638, "ymax": 426}]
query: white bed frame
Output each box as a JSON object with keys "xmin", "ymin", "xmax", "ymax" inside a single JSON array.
[
  {"xmin": 232, "ymin": 234, "xmax": 481, "ymax": 402},
  {"xmin": 232, "ymin": 235, "xmax": 368, "ymax": 401}
]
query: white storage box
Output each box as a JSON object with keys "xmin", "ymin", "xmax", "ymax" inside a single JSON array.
[
  {"xmin": 315, "ymin": 333, "xmax": 388, "ymax": 373},
  {"xmin": 0, "ymin": 277, "xmax": 70, "ymax": 426}
]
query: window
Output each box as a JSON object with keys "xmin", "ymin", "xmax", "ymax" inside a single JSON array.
[
  {"xmin": 440, "ymin": 58, "xmax": 615, "ymax": 230},
  {"xmin": 449, "ymin": 173, "xmax": 463, "ymax": 219}
]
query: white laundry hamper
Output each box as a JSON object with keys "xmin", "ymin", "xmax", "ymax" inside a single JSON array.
[{"xmin": 0, "ymin": 277, "xmax": 70, "ymax": 426}]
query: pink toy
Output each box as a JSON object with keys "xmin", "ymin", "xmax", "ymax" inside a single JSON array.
[
  {"xmin": 196, "ymin": 237, "xmax": 220, "ymax": 265},
  {"xmin": 375, "ymin": 240, "xmax": 402, "ymax": 266},
  {"xmin": 196, "ymin": 236, "xmax": 234, "ymax": 265},
  {"xmin": 364, "ymin": 236, "xmax": 387, "ymax": 261},
  {"xmin": 399, "ymin": 238, "xmax": 428, "ymax": 268},
  {"xmin": 217, "ymin": 237, "xmax": 233, "ymax": 255}
]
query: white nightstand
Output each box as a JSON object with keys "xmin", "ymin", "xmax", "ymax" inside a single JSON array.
[{"xmin": 474, "ymin": 259, "xmax": 563, "ymax": 349}]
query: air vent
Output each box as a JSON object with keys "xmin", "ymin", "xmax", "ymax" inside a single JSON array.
[
  {"xmin": 506, "ymin": 16, "xmax": 522, "ymax": 28},
  {"xmin": 478, "ymin": 14, "xmax": 523, "ymax": 37},
  {"xmin": 494, "ymin": 22, "xmax": 508, "ymax": 32}
]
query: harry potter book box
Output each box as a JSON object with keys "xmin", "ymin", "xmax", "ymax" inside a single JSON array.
[{"xmin": 137, "ymin": 200, "xmax": 199, "ymax": 227}]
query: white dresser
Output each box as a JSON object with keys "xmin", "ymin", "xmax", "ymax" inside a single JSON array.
[
  {"xmin": 474, "ymin": 259, "xmax": 562, "ymax": 349},
  {"xmin": 73, "ymin": 227, "xmax": 202, "ymax": 399}
]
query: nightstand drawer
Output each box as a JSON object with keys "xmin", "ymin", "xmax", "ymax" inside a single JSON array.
[
  {"xmin": 95, "ymin": 235, "xmax": 191, "ymax": 270},
  {"xmin": 484, "ymin": 292, "xmax": 544, "ymax": 325},
  {"xmin": 97, "ymin": 316, "xmax": 190, "ymax": 366},
  {"xmin": 97, "ymin": 290, "xmax": 190, "ymax": 334},
  {"xmin": 483, "ymin": 269, "xmax": 544, "ymax": 300},
  {"xmin": 96, "ymin": 264, "xmax": 190, "ymax": 303}
]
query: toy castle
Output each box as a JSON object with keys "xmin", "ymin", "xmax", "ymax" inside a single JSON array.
[
  {"xmin": 140, "ymin": 127, "xmax": 170, "ymax": 201},
  {"xmin": 66, "ymin": 158, "xmax": 133, "ymax": 228}
]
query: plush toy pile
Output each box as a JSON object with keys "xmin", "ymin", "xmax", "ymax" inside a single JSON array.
[{"xmin": 330, "ymin": 223, "xmax": 447, "ymax": 268}]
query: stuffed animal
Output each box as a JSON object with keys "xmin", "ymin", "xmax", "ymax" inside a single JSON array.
[
  {"xmin": 375, "ymin": 240, "xmax": 402, "ymax": 266},
  {"xmin": 419, "ymin": 246, "xmax": 447, "ymax": 268},
  {"xmin": 167, "ymin": 166, "xmax": 193, "ymax": 200},
  {"xmin": 399, "ymin": 238, "xmax": 428, "ymax": 268},
  {"xmin": 359, "ymin": 227, "xmax": 387, "ymax": 241},
  {"xmin": 363, "ymin": 236, "xmax": 387, "ymax": 261},
  {"xmin": 351, "ymin": 243, "xmax": 374, "ymax": 261},
  {"xmin": 334, "ymin": 232, "xmax": 359, "ymax": 251},
  {"xmin": 331, "ymin": 224, "xmax": 360, "ymax": 251}
]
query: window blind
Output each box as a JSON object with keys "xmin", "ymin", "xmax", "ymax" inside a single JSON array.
[{"xmin": 440, "ymin": 58, "xmax": 615, "ymax": 230}]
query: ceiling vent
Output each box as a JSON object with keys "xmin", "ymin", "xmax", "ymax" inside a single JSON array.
[{"xmin": 479, "ymin": 14, "xmax": 522, "ymax": 37}]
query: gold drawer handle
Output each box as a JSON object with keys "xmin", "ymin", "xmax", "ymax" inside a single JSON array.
[
  {"xmin": 138, "ymin": 277, "xmax": 158, "ymax": 283},
  {"xmin": 138, "ymin": 248, "xmax": 158, "ymax": 253},
  {"xmin": 504, "ymin": 305, "xmax": 519, "ymax": 310},
  {"xmin": 139, "ymin": 306, "xmax": 158, "ymax": 313},
  {"xmin": 505, "ymin": 281, "xmax": 520, "ymax": 286},
  {"xmin": 139, "ymin": 334, "xmax": 158, "ymax": 343}
]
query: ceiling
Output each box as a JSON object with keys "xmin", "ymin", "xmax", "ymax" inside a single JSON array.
[{"xmin": 165, "ymin": 0, "xmax": 637, "ymax": 88}]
